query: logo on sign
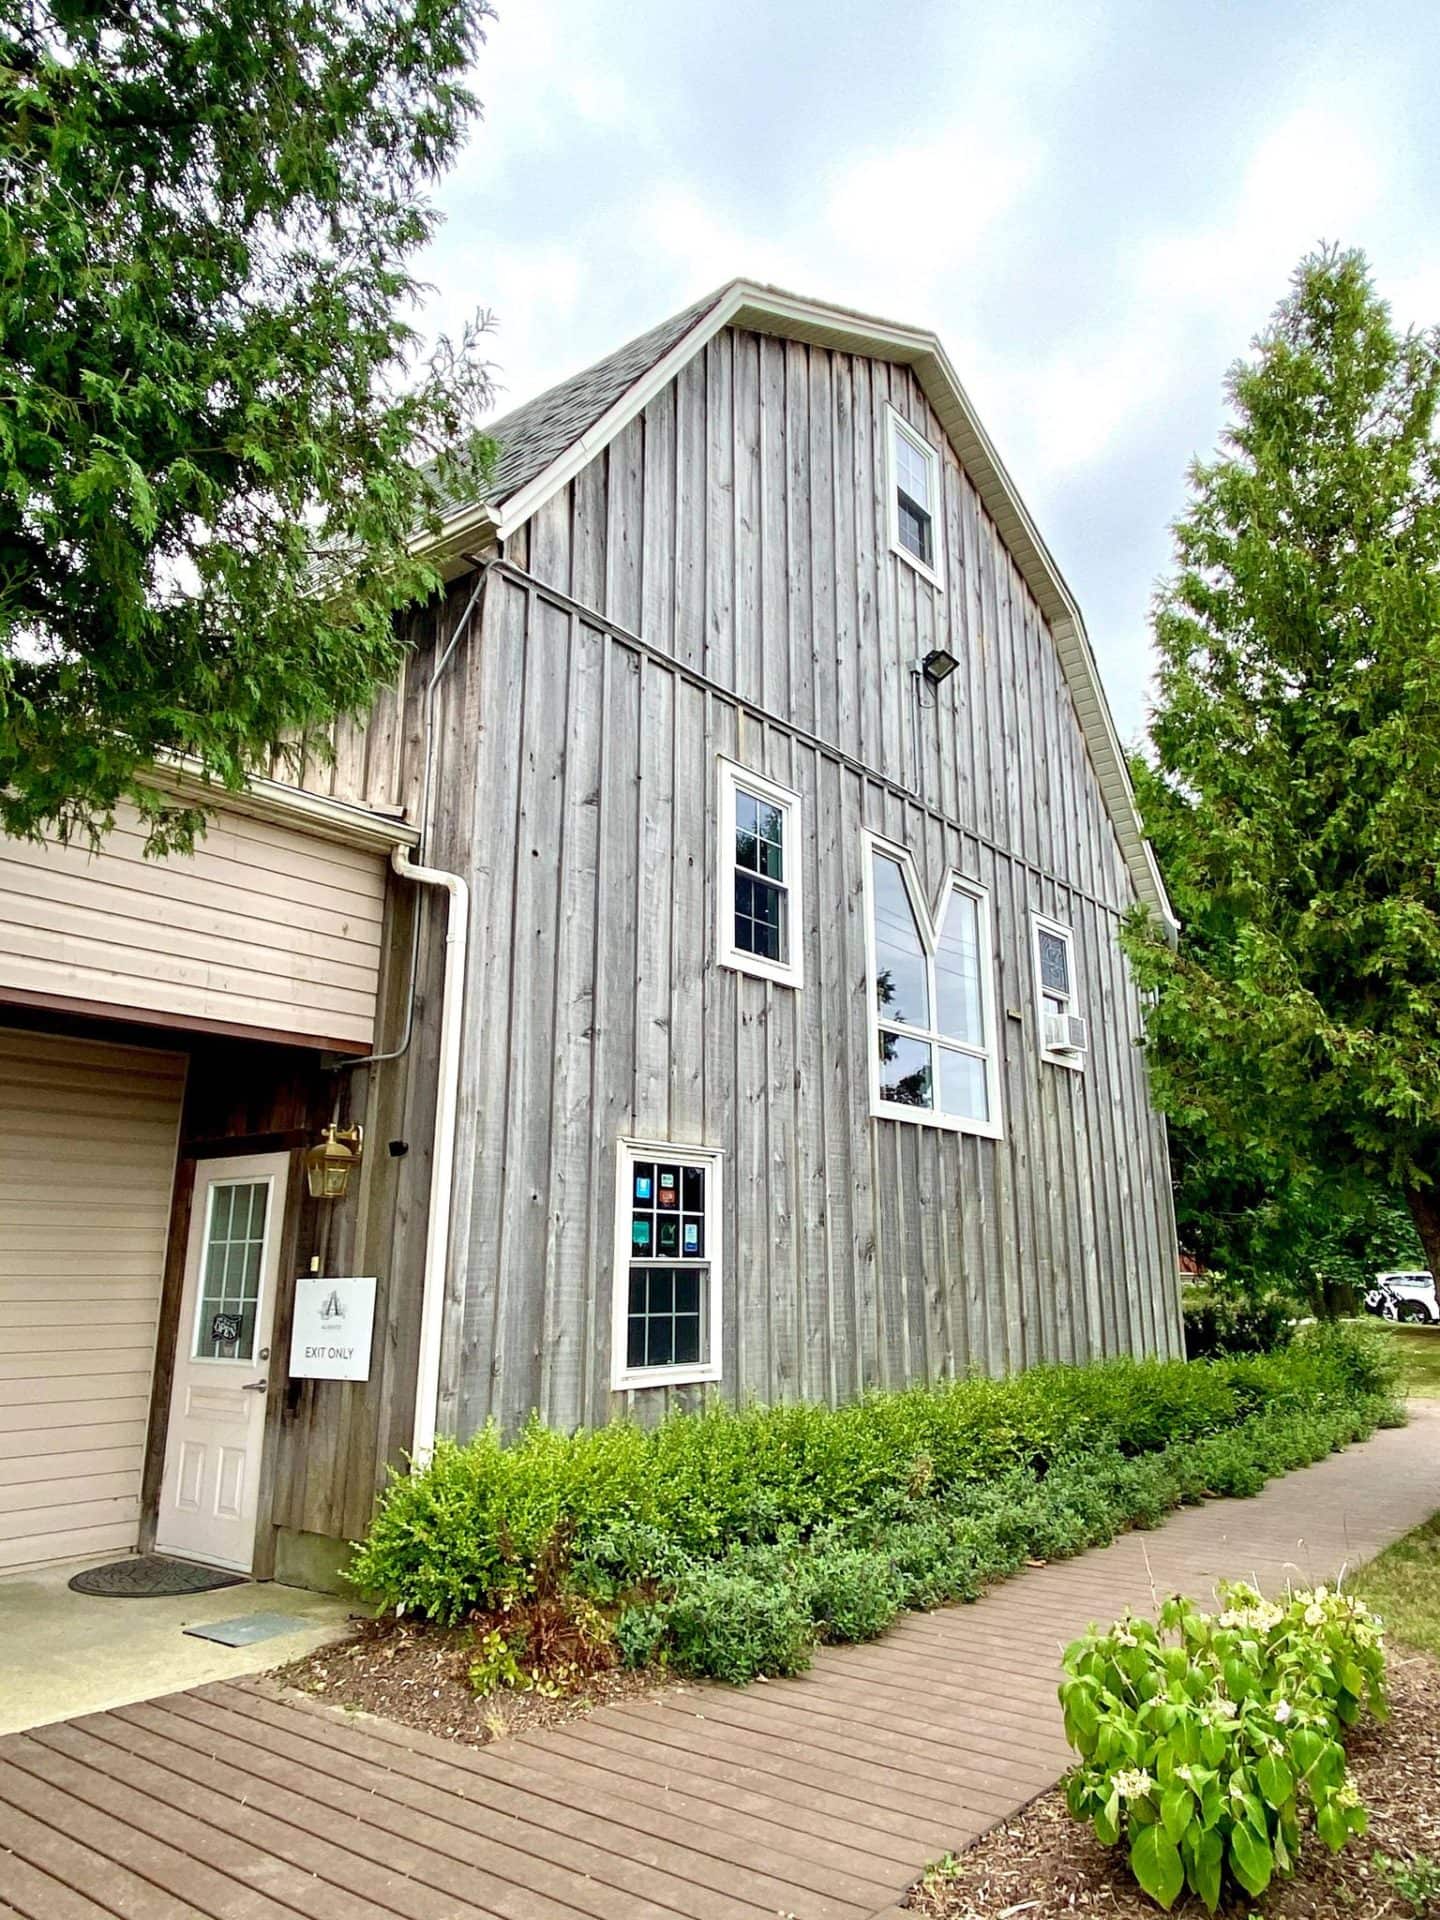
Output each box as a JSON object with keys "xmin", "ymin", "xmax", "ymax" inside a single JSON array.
[
  {"xmin": 210, "ymin": 1312, "xmax": 242, "ymax": 1344},
  {"xmin": 319, "ymin": 1288, "xmax": 345, "ymax": 1329}
]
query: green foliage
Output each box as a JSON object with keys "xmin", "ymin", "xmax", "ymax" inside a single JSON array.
[
  {"xmin": 793, "ymin": 1544, "xmax": 904, "ymax": 1644},
  {"xmin": 1181, "ymin": 1278, "xmax": 1294, "ymax": 1356},
  {"xmin": 1062, "ymin": 1582, "xmax": 1385, "ymax": 1910},
  {"xmin": 353, "ymin": 1329, "xmax": 1396, "ymax": 1623},
  {"xmin": 351, "ymin": 1328, "xmax": 1399, "ymax": 1697},
  {"xmin": 1, "ymin": 0, "xmax": 497, "ymax": 849},
  {"xmin": 1127, "ymin": 243, "xmax": 1440, "ymax": 1295},
  {"xmin": 658, "ymin": 1564, "xmax": 815, "ymax": 1685},
  {"xmin": 1375, "ymin": 1851, "xmax": 1440, "ymax": 1916},
  {"xmin": 1351, "ymin": 1508, "xmax": 1440, "ymax": 1659}
]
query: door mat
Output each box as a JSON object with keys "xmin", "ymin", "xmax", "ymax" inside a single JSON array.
[
  {"xmin": 183, "ymin": 1612, "xmax": 313, "ymax": 1648},
  {"xmin": 68, "ymin": 1555, "xmax": 249, "ymax": 1599}
]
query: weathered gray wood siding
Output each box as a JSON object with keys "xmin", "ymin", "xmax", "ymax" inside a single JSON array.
[{"xmin": 432, "ymin": 324, "xmax": 1178, "ymax": 1436}]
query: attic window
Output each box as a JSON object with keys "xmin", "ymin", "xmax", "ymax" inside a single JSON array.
[{"xmin": 886, "ymin": 405, "xmax": 944, "ymax": 591}]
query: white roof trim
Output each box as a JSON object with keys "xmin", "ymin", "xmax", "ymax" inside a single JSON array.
[
  {"xmin": 426, "ymin": 280, "xmax": 1176, "ymax": 937},
  {"xmin": 140, "ymin": 757, "xmax": 420, "ymax": 853}
]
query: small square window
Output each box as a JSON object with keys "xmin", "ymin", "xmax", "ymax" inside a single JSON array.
[
  {"xmin": 1032, "ymin": 915, "xmax": 1087, "ymax": 1071},
  {"xmin": 886, "ymin": 406, "xmax": 944, "ymax": 591},
  {"xmin": 613, "ymin": 1141, "xmax": 723, "ymax": 1389},
  {"xmin": 717, "ymin": 759, "xmax": 804, "ymax": 988}
]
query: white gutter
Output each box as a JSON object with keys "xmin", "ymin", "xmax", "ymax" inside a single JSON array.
[{"xmin": 390, "ymin": 843, "xmax": 469, "ymax": 1464}]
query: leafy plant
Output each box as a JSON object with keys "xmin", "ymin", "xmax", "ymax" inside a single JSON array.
[
  {"xmin": 352, "ymin": 1323, "xmax": 1399, "ymax": 1629},
  {"xmin": 1375, "ymin": 1850, "xmax": 1440, "ymax": 1916},
  {"xmin": 658, "ymin": 1565, "xmax": 814, "ymax": 1684},
  {"xmin": 1061, "ymin": 1582, "xmax": 1386, "ymax": 1910},
  {"xmin": 467, "ymin": 1587, "xmax": 617, "ymax": 1698}
]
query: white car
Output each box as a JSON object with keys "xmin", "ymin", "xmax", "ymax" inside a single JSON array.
[{"xmin": 1373, "ymin": 1271, "xmax": 1440, "ymax": 1323}]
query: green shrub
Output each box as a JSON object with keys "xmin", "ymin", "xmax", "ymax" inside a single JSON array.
[
  {"xmin": 1061, "ymin": 1582, "xmax": 1386, "ymax": 1911},
  {"xmin": 658, "ymin": 1565, "xmax": 814, "ymax": 1684},
  {"xmin": 796, "ymin": 1545, "xmax": 903, "ymax": 1643},
  {"xmin": 1182, "ymin": 1281, "xmax": 1295, "ymax": 1356},
  {"xmin": 350, "ymin": 1322, "xmax": 1402, "ymax": 1645}
]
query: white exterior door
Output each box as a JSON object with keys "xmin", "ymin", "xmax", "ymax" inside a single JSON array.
[{"xmin": 155, "ymin": 1153, "xmax": 287, "ymax": 1571}]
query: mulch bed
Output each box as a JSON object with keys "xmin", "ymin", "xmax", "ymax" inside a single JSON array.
[
  {"xmin": 907, "ymin": 1650, "xmax": 1440, "ymax": 1919},
  {"xmin": 277, "ymin": 1615, "xmax": 678, "ymax": 1746}
]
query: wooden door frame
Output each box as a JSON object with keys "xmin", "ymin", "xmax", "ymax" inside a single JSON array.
[{"xmin": 140, "ymin": 1143, "xmax": 305, "ymax": 1580}]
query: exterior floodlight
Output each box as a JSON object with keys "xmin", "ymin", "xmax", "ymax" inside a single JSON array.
[{"xmin": 918, "ymin": 648, "xmax": 959, "ymax": 686}]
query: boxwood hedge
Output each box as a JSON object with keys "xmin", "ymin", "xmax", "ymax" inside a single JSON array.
[{"xmin": 350, "ymin": 1322, "xmax": 1401, "ymax": 1682}]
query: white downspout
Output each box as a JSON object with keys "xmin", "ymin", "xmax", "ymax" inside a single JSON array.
[{"xmin": 390, "ymin": 843, "xmax": 469, "ymax": 1464}]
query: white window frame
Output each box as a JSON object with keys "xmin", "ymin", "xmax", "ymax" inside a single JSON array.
[
  {"xmin": 885, "ymin": 403, "xmax": 946, "ymax": 593},
  {"xmin": 1032, "ymin": 912, "xmax": 1084, "ymax": 1072},
  {"xmin": 861, "ymin": 831, "xmax": 1003, "ymax": 1138},
  {"xmin": 715, "ymin": 757, "xmax": 805, "ymax": 989},
  {"xmin": 611, "ymin": 1137, "xmax": 724, "ymax": 1390}
]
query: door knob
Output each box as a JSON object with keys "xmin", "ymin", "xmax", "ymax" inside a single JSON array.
[{"xmin": 240, "ymin": 1379, "xmax": 268, "ymax": 1393}]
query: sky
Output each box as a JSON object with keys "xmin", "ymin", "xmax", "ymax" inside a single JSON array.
[{"xmin": 416, "ymin": 0, "xmax": 1440, "ymax": 743}]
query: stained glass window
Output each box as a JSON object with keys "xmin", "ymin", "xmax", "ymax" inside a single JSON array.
[
  {"xmin": 620, "ymin": 1151, "xmax": 717, "ymax": 1381},
  {"xmin": 1038, "ymin": 927, "xmax": 1071, "ymax": 998}
]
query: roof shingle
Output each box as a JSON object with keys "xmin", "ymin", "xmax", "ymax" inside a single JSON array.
[{"xmin": 467, "ymin": 286, "xmax": 728, "ymax": 512}]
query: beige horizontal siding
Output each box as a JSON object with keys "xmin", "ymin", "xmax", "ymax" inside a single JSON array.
[
  {"xmin": 0, "ymin": 800, "xmax": 387, "ymax": 1048},
  {"xmin": 0, "ymin": 1028, "xmax": 184, "ymax": 1571}
]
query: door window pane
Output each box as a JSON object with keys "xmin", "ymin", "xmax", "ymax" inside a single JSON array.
[
  {"xmin": 872, "ymin": 854, "xmax": 930, "ymax": 1027},
  {"xmin": 195, "ymin": 1179, "xmax": 269, "ymax": 1361},
  {"xmin": 878, "ymin": 1030, "xmax": 933, "ymax": 1108}
]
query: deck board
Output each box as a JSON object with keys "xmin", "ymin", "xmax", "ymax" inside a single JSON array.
[{"xmin": 3, "ymin": 1408, "xmax": 1437, "ymax": 1920}]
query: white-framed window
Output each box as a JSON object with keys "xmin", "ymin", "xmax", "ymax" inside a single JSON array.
[
  {"xmin": 611, "ymin": 1138, "xmax": 724, "ymax": 1389},
  {"xmin": 1032, "ymin": 913, "xmax": 1086, "ymax": 1070},
  {"xmin": 885, "ymin": 404, "xmax": 945, "ymax": 592},
  {"xmin": 716, "ymin": 758, "xmax": 804, "ymax": 989},
  {"xmin": 862, "ymin": 833, "xmax": 1002, "ymax": 1137}
]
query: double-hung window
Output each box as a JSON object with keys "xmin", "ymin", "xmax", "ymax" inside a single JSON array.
[
  {"xmin": 716, "ymin": 759, "xmax": 804, "ymax": 988},
  {"xmin": 886, "ymin": 405, "xmax": 945, "ymax": 591},
  {"xmin": 864, "ymin": 836, "xmax": 1001, "ymax": 1136},
  {"xmin": 1032, "ymin": 914, "xmax": 1086, "ymax": 1068},
  {"xmin": 612, "ymin": 1140, "xmax": 723, "ymax": 1388}
]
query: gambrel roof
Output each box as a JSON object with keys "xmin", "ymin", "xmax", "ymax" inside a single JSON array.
[{"xmin": 429, "ymin": 280, "xmax": 1176, "ymax": 936}]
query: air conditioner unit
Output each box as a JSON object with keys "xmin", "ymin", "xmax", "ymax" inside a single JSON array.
[{"xmin": 1044, "ymin": 1012, "xmax": 1088, "ymax": 1056}]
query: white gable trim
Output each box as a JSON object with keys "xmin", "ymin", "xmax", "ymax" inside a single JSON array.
[{"xmin": 426, "ymin": 280, "xmax": 1177, "ymax": 939}]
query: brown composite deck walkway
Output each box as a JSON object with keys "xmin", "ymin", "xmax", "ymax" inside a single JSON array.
[{"xmin": 3, "ymin": 1404, "xmax": 1437, "ymax": 1920}]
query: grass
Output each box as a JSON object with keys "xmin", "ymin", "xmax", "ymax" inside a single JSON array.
[
  {"xmin": 1388, "ymin": 1322, "xmax": 1440, "ymax": 1399},
  {"xmin": 1350, "ymin": 1510, "xmax": 1440, "ymax": 1660}
]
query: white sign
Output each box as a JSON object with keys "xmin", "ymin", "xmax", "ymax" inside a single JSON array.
[{"xmin": 288, "ymin": 1275, "xmax": 377, "ymax": 1381}]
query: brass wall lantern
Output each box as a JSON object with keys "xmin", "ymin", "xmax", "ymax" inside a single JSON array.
[{"xmin": 305, "ymin": 1123, "xmax": 364, "ymax": 1200}]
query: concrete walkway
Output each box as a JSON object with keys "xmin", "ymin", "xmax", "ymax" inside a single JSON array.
[
  {"xmin": 1, "ymin": 1405, "xmax": 1437, "ymax": 1920},
  {"xmin": 0, "ymin": 1564, "xmax": 354, "ymax": 1736}
]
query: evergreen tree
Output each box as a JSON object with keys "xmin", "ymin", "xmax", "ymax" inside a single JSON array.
[
  {"xmin": 1130, "ymin": 247, "xmax": 1440, "ymax": 1281},
  {"xmin": 1, "ymin": 0, "xmax": 495, "ymax": 851}
]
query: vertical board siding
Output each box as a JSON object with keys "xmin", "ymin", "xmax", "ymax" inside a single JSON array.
[
  {"xmin": 438, "ymin": 323, "xmax": 1178, "ymax": 1432},
  {"xmin": 451, "ymin": 573, "xmax": 1176, "ymax": 1433}
]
